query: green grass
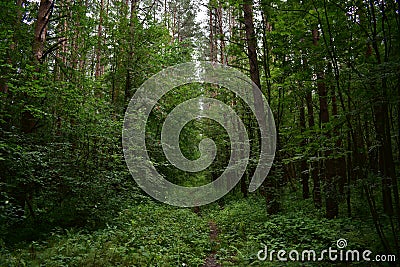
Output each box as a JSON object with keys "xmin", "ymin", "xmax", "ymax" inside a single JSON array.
[
  {"xmin": 202, "ymin": 193, "xmax": 381, "ymax": 266},
  {"xmin": 0, "ymin": 192, "xmax": 389, "ymax": 266},
  {"xmin": 1, "ymin": 201, "xmax": 209, "ymax": 266}
]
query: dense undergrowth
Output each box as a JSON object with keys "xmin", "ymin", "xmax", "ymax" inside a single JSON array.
[{"xmin": 1, "ymin": 189, "xmax": 387, "ymax": 266}]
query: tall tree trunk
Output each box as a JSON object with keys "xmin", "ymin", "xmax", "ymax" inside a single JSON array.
[
  {"xmin": 226, "ymin": 7, "xmax": 235, "ymax": 64},
  {"xmin": 318, "ymin": 71, "xmax": 338, "ymax": 219},
  {"xmin": 313, "ymin": 28, "xmax": 338, "ymax": 218},
  {"xmin": 23, "ymin": 0, "xmax": 53, "ymax": 134},
  {"xmin": 260, "ymin": 8, "xmax": 272, "ymax": 104},
  {"xmin": 208, "ymin": 3, "xmax": 217, "ymax": 62},
  {"xmin": 300, "ymin": 52, "xmax": 310, "ymax": 200},
  {"xmin": 33, "ymin": 0, "xmax": 53, "ymax": 64},
  {"xmin": 306, "ymin": 89, "xmax": 321, "ymax": 208},
  {"xmin": 304, "ymin": 48, "xmax": 321, "ymax": 209},
  {"xmin": 209, "ymin": 7, "xmax": 213, "ymax": 61},
  {"xmin": 95, "ymin": 0, "xmax": 104, "ymax": 77},
  {"xmin": 299, "ymin": 100, "xmax": 309, "ymax": 199},
  {"xmin": 16, "ymin": 0, "xmax": 53, "ymax": 219},
  {"xmin": 243, "ymin": 0, "xmax": 278, "ymax": 214},
  {"xmin": 330, "ymin": 69, "xmax": 346, "ymax": 197},
  {"xmin": 217, "ymin": 3, "xmax": 225, "ymax": 64},
  {"xmin": 124, "ymin": 0, "xmax": 138, "ymax": 105},
  {"xmin": 171, "ymin": 3, "xmax": 176, "ymax": 43},
  {"xmin": 368, "ymin": 0, "xmax": 397, "ymax": 218},
  {"xmin": 243, "ymin": 2, "xmax": 260, "ymax": 89}
]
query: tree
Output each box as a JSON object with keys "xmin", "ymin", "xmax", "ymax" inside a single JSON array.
[{"xmin": 242, "ymin": 0, "xmax": 279, "ymax": 213}]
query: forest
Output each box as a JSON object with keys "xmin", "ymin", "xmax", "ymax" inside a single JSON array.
[{"xmin": 0, "ymin": 0, "xmax": 399, "ymax": 266}]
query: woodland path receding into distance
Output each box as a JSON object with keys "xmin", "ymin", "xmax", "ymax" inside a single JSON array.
[{"xmin": 202, "ymin": 221, "xmax": 221, "ymax": 267}]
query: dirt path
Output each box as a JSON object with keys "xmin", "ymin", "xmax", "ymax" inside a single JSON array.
[{"xmin": 202, "ymin": 221, "xmax": 221, "ymax": 267}]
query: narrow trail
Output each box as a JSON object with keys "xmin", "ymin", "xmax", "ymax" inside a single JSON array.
[{"xmin": 203, "ymin": 221, "xmax": 221, "ymax": 267}]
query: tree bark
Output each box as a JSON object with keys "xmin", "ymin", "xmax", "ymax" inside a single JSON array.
[
  {"xmin": 243, "ymin": 1, "xmax": 261, "ymax": 89},
  {"xmin": 33, "ymin": 0, "xmax": 53, "ymax": 63},
  {"xmin": 368, "ymin": 0, "xmax": 397, "ymax": 217},
  {"xmin": 209, "ymin": 4, "xmax": 217, "ymax": 62},
  {"xmin": 124, "ymin": 0, "xmax": 138, "ymax": 105},
  {"xmin": 305, "ymin": 88, "xmax": 321, "ymax": 208},
  {"xmin": 318, "ymin": 69, "xmax": 338, "ymax": 219},
  {"xmin": 260, "ymin": 8, "xmax": 272, "ymax": 104},
  {"xmin": 300, "ymin": 101, "xmax": 309, "ymax": 199},
  {"xmin": 22, "ymin": 0, "xmax": 53, "ymax": 134},
  {"xmin": 95, "ymin": 0, "xmax": 104, "ymax": 77},
  {"xmin": 217, "ymin": 3, "xmax": 225, "ymax": 64},
  {"xmin": 313, "ymin": 28, "xmax": 338, "ymax": 218},
  {"xmin": 243, "ymin": 0, "xmax": 278, "ymax": 214}
]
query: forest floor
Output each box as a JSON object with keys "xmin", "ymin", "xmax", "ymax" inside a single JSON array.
[
  {"xmin": 202, "ymin": 221, "xmax": 221, "ymax": 267},
  {"xmin": 0, "ymin": 190, "xmax": 390, "ymax": 266}
]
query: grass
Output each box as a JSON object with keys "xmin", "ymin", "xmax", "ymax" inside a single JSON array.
[{"xmin": 0, "ymin": 191, "xmax": 390, "ymax": 266}]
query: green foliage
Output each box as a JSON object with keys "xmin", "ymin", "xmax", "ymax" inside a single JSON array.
[
  {"xmin": 202, "ymin": 194, "xmax": 381, "ymax": 266},
  {"xmin": 0, "ymin": 195, "xmax": 384, "ymax": 266},
  {"xmin": 1, "ymin": 202, "xmax": 209, "ymax": 266},
  {"xmin": 0, "ymin": 0, "xmax": 399, "ymax": 265}
]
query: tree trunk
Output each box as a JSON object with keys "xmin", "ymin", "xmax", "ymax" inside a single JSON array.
[
  {"xmin": 33, "ymin": 0, "xmax": 53, "ymax": 63},
  {"xmin": 305, "ymin": 89, "xmax": 321, "ymax": 208},
  {"xmin": 318, "ymin": 69, "xmax": 338, "ymax": 219},
  {"xmin": 208, "ymin": 4, "xmax": 217, "ymax": 62},
  {"xmin": 243, "ymin": 2, "xmax": 261, "ymax": 89},
  {"xmin": 243, "ymin": 0, "xmax": 278, "ymax": 214},
  {"xmin": 300, "ymin": 101, "xmax": 309, "ymax": 199},
  {"xmin": 313, "ymin": 28, "xmax": 338, "ymax": 218},
  {"xmin": 260, "ymin": 8, "xmax": 272, "ymax": 104},
  {"xmin": 368, "ymin": 0, "xmax": 397, "ymax": 217},
  {"xmin": 95, "ymin": 0, "xmax": 104, "ymax": 77},
  {"xmin": 22, "ymin": 0, "xmax": 52, "ymax": 134},
  {"xmin": 124, "ymin": 0, "xmax": 138, "ymax": 105},
  {"xmin": 217, "ymin": 3, "xmax": 225, "ymax": 64}
]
